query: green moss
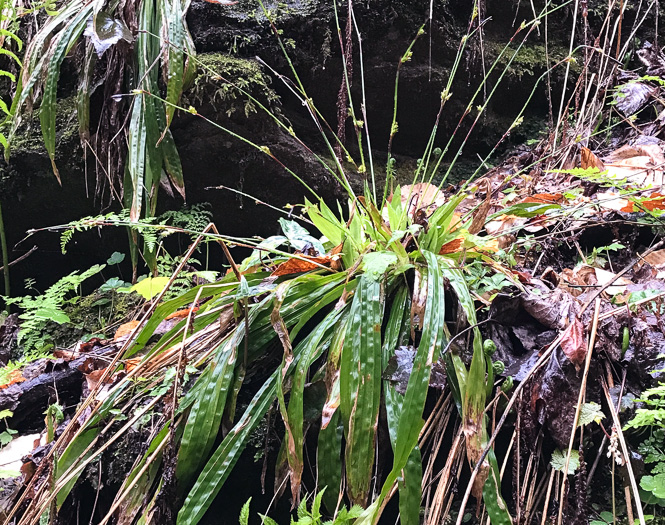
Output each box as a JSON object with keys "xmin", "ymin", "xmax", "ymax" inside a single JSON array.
[
  {"xmin": 485, "ymin": 41, "xmax": 578, "ymax": 79},
  {"xmin": 185, "ymin": 53, "xmax": 281, "ymax": 118},
  {"xmin": 7, "ymin": 95, "xmax": 80, "ymax": 157},
  {"xmin": 229, "ymin": 0, "xmax": 321, "ymax": 24}
]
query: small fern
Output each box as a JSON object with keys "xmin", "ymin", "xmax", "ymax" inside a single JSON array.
[
  {"xmin": 2, "ymin": 265, "xmax": 105, "ymax": 355},
  {"xmin": 239, "ymin": 489, "xmax": 364, "ymax": 525},
  {"xmin": 59, "ymin": 211, "xmax": 131, "ymax": 254},
  {"xmin": 157, "ymin": 203, "xmax": 213, "ymax": 241}
]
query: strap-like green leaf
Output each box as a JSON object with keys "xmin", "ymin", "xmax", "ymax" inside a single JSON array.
[
  {"xmin": 39, "ymin": 5, "xmax": 93, "ymax": 182},
  {"xmin": 163, "ymin": 0, "xmax": 185, "ymax": 127},
  {"xmin": 339, "ymin": 276, "xmax": 383, "ymax": 505},
  {"xmin": 358, "ymin": 250, "xmax": 445, "ymax": 524},
  {"xmin": 177, "ymin": 308, "xmax": 344, "ymax": 525},
  {"xmin": 127, "ymin": 93, "xmax": 147, "ymax": 221}
]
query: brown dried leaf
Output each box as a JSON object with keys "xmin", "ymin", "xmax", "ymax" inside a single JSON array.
[
  {"xmin": 521, "ymin": 288, "xmax": 577, "ymax": 329},
  {"xmin": 469, "ymin": 179, "xmax": 492, "ymax": 234},
  {"xmin": 84, "ymin": 368, "xmax": 107, "ymax": 391},
  {"xmin": 0, "ymin": 369, "xmax": 26, "ymax": 389},
  {"xmin": 619, "ymin": 192, "xmax": 665, "ymax": 212},
  {"xmin": 643, "ymin": 248, "xmax": 665, "ymax": 267},
  {"xmin": 271, "ymin": 255, "xmax": 331, "ymax": 277},
  {"xmin": 165, "ymin": 306, "xmax": 199, "ymax": 320},
  {"xmin": 521, "ymin": 193, "xmax": 564, "ymax": 204},
  {"xmin": 439, "ymin": 238, "xmax": 464, "ymax": 255},
  {"xmin": 581, "ymin": 147, "xmax": 606, "ymax": 171},
  {"xmin": 398, "ymin": 182, "xmax": 446, "ymax": 218},
  {"xmin": 560, "ymin": 319, "xmax": 586, "ymax": 369},
  {"xmin": 53, "ymin": 349, "xmax": 77, "ymax": 360},
  {"xmin": 113, "ymin": 320, "xmax": 140, "ymax": 341},
  {"xmin": 78, "ymin": 337, "xmax": 106, "ymax": 353}
]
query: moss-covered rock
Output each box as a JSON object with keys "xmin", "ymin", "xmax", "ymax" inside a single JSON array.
[{"xmin": 184, "ymin": 53, "xmax": 281, "ymax": 118}]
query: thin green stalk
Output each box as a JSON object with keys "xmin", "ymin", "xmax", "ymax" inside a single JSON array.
[
  {"xmin": 415, "ymin": 14, "xmax": 481, "ymax": 187},
  {"xmin": 138, "ymin": 89, "xmax": 323, "ymax": 197},
  {"xmin": 332, "ymin": 0, "xmax": 373, "ymax": 201},
  {"xmin": 384, "ymin": 25, "xmax": 425, "ymax": 203},
  {"xmin": 0, "ymin": 200, "xmax": 9, "ymax": 301},
  {"xmin": 349, "ymin": 3, "xmax": 376, "ymax": 201},
  {"xmin": 258, "ymin": 0, "xmax": 353, "ymax": 195}
]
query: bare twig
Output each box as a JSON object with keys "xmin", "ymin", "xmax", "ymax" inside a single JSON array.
[
  {"xmin": 601, "ymin": 379, "xmax": 646, "ymax": 525},
  {"xmin": 0, "ymin": 245, "xmax": 37, "ymax": 271}
]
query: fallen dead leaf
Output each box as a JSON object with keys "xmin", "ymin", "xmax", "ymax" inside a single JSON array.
[
  {"xmin": 485, "ymin": 215, "xmax": 528, "ymax": 236},
  {"xmin": 0, "ymin": 369, "xmax": 26, "ymax": 389},
  {"xmin": 114, "ymin": 320, "xmax": 141, "ymax": 341},
  {"xmin": 561, "ymin": 264, "xmax": 632, "ymax": 296},
  {"xmin": 123, "ymin": 358, "xmax": 142, "ymax": 372},
  {"xmin": 330, "ymin": 242, "xmax": 344, "ymax": 272},
  {"xmin": 53, "ymin": 349, "xmax": 77, "ymax": 360},
  {"xmin": 84, "ymin": 369, "xmax": 107, "ymax": 391},
  {"xmin": 594, "ymin": 267, "xmax": 633, "ymax": 295},
  {"xmin": 439, "ymin": 238, "xmax": 464, "ymax": 255},
  {"xmin": 619, "ymin": 192, "xmax": 665, "ymax": 212},
  {"xmin": 581, "ymin": 146, "xmax": 606, "ymax": 171},
  {"xmin": 394, "ymin": 182, "xmax": 447, "ymax": 219},
  {"xmin": 595, "ymin": 190, "xmax": 633, "ymax": 212},
  {"xmin": 165, "ymin": 306, "xmax": 200, "ymax": 320},
  {"xmin": 77, "ymin": 337, "xmax": 106, "ymax": 353},
  {"xmin": 643, "ymin": 248, "xmax": 665, "ymax": 267},
  {"xmin": 560, "ymin": 318, "xmax": 586, "ymax": 370},
  {"xmin": 521, "ymin": 193, "xmax": 565, "ymax": 204},
  {"xmin": 271, "ymin": 255, "xmax": 331, "ymax": 277},
  {"xmin": 469, "ymin": 179, "xmax": 492, "ymax": 234}
]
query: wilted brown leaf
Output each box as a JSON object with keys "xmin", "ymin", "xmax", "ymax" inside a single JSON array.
[
  {"xmin": 560, "ymin": 319, "xmax": 586, "ymax": 369},
  {"xmin": 114, "ymin": 320, "xmax": 140, "ymax": 341},
  {"xmin": 469, "ymin": 179, "xmax": 492, "ymax": 234},
  {"xmin": 439, "ymin": 238, "xmax": 464, "ymax": 254},
  {"xmin": 522, "ymin": 288, "xmax": 578, "ymax": 329},
  {"xmin": 521, "ymin": 193, "xmax": 564, "ymax": 204},
  {"xmin": 84, "ymin": 368, "xmax": 107, "ymax": 391},
  {"xmin": 271, "ymin": 255, "xmax": 331, "ymax": 277},
  {"xmin": 21, "ymin": 459, "xmax": 36, "ymax": 482},
  {"xmin": 330, "ymin": 242, "xmax": 344, "ymax": 272},
  {"xmin": 581, "ymin": 146, "xmax": 606, "ymax": 171},
  {"xmin": 643, "ymin": 248, "xmax": 665, "ymax": 267},
  {"xmin": 0, "ymin": 369, "xmax": 26, "ymax": 389},
  {"xmin": 394, "ymin": 182, "xmax": 447, "ymax": 219},
  {"xmin": 165, "ymin": 306, "xmax": 199, "ymax": 320},
  {"xmin": 53, "ymin": 349, "xmax": 77, "ymax": 360},
  {"xmin": 78, "ymin": 337, "xmax": 105, "ymax": 353},
  {"xmin": 619, "ymin": 192, "xmax": 665, "ymax": 212},
  {"xmin": 602, "ymin": 144, "xmax": 665, "ymax": 188}
]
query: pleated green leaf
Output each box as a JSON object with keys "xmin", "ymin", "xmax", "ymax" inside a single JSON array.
[
  {"xmin": 177, "ymin": 307, "xmax": 345, "ymax": 525},
  {"xmin": 127, "ymin": 93, "xmax": 147, "ymax": 222},
  {"xmin": 164, "ymin": 0, "xmax": 184, "ymax": 127},
  {"xmin": 39, "ymin": 5, "xmax": 93, "ymax": 182},
  {"xmin": 382, "ymin": 285, "xmax": 409, "ymax": 446},
  {"xmin": 317, "ymin": 411, "xmax": 343, "ymax": 513},
  {"xmin": 55, "ymin": 426, "xmax": 100, "ymax": 508},
  {"xmin": 339, "ymin": 276, "xmax": 383, "ymax": 505},
  {"xmin": 359, "ymin": 250, "xmax": 445, "ymax": 524},
  {"xmin": 175, "ymin": 336, "xmax": 239, "ymax": 488},
  {"xmin": 398, "ymin": 447, "xmax": 423, "ymax": 525},
  {"xmin": 381, "ymin": 285, "xmax": 421, "ymax": 525}
]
